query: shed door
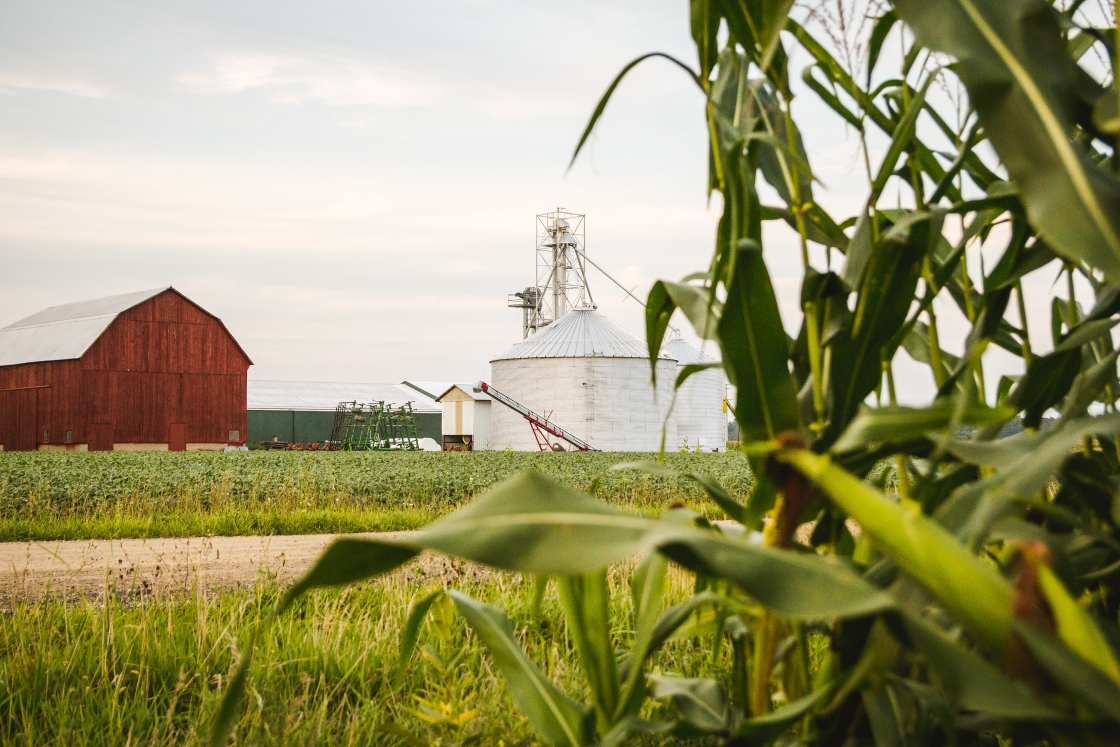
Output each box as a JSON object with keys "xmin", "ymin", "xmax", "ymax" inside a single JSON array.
[
  {"xmin": 169, "ymin": 423, "xmax": 186, "ymax": 452},
  {"xmin": 89, "ymin": 423, "xmax": 114, "ymax": 452}
]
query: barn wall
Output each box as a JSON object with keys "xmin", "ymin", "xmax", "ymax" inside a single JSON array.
[
  {"xmin": 80, "ymin": 292, "xmax": 250, "ymax": 447},
  {"xmin": 0, "ymin": 360, "xmax": 84, "ymax": 450}
]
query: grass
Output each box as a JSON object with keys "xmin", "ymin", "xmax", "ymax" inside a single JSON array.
[
  {"xmin": 0, "ymin": 451, "xmax": 752, "ymax": 542},
  {"xmin": 0, "ymin": 451, "xmax": 762, "ymax": 743},
  {"xmin": 0, "ymin": 507, "xmax": 442, "ymax": 544},
  {"xmin": 0, "ymin": 559, "xmax": 806, "ymax": 746}
]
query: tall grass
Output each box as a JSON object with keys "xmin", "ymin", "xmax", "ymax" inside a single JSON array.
[{"xmin": 0, "ymin": 561, "xmax": 761, "ymax": 746}]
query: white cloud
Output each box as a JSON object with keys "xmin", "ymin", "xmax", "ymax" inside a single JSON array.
[
  {"xmin": 0, "ymin": 71, "xmax": 109, "ymax": 98},
  {"xmin": 174, "ymin": 51, "xmax": 442, "ymax": 106}
]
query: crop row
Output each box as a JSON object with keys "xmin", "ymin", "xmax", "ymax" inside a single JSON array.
[{"xmin": 0, "ymin": 451, "xmax": 753, "ymax": 514}]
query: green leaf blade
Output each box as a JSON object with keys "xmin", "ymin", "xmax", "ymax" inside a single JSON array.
[{"xmin": 450, "ymin": 590, "xmax": 594, "ymax": 746}]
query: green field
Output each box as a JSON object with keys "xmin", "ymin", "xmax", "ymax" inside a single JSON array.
[
  {"xmin": 0, "ymin": 451, "xmax": 752, "ymax": 541},
  {"xmin": 0, "ymin": 451, "xmax": 759, "ymax": 745}
]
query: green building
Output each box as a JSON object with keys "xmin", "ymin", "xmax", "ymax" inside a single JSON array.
[{"xmin": 247, "ymin": 380, "xmax": 442, "ymax": 447}]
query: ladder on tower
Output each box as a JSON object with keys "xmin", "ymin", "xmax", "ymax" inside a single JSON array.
[{"xmin": 476, "ymin": 381, "xmax": 598, "ymax": 452}]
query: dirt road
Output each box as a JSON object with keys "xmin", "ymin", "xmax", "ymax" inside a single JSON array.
[{"xmin": 0, "ymin": 532, "xmax": 413, "ymax": 603}]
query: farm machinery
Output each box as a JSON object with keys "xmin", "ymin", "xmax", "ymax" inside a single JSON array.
[
  {"xmin": 475, "ymin": 382, "xmax": 598, "ymax": 452},
  {"xmin": 327, "ymin": 401, "xmax": 420, "ymax": 451}
]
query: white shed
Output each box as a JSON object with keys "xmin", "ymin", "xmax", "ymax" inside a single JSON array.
[{"xmin": 435, "ymin": 384, "xmax": 492, "ymax": 451}]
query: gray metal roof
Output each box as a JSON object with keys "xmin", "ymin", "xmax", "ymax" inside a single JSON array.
[
  {"xmin": 0, "ymin": 287, "xmax": 169, "ymax": 367},
  {"xmin": 492, "ymin": 308, "xmax": 675, "ymax": 361},
  {"xmin": 662, "ymin": 337, "xmax": 718, "ymax": 366},
  {"xmin": 247, "ymin": 380, "xmax": 441, "ymax": 412},
  {"xmin": 402, "ymin": 380, "xmax": 490, "ymax": 401},
  {"xmin": 433, "ymin": 383, "xmax": 492, "ymax": 402}
]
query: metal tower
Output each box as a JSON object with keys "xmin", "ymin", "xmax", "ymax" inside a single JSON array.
[{"xmin": 508, "ymin": 208, "xmax": 593, "ymax": 338}]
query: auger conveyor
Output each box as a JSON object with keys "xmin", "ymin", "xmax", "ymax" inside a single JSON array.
[{"xmin": 475, "ymin": 381, "xmax": 598, "ymax": 452}]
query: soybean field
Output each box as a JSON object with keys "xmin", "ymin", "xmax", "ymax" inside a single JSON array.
[{"xmin": 0, "ymin": 451, "xmax": 752, "ymax": 541}]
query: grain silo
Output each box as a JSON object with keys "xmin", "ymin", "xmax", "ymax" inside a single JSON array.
[
  {"xmin": 662, "ymin": 336, "xmax": 726, "ymax": 452},
  {"xmin": 490, "ymin": 307, "xmax": 677, "ymax": 451},
  {"xmin": 495, "ymin": 208, "xmax": 688, "ymax": 451}
]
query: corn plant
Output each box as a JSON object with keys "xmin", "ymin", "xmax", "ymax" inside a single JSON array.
[{"xmin": 215, "ymin": 1, "xmax": 1120, "ymax": 744}]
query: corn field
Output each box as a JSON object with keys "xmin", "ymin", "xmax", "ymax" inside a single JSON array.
[{"xmin": 216, "ymin": 1, "xmax": 1120, "ymax": 745}]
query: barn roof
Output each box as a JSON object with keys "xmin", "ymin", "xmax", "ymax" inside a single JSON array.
[
  {"xmin": 247, "ymin": 380, "xmax": 441, "ymax": 413},
  {"xmin": 0, "ymin": 287, "xmax": 169, "ymax": 367}
]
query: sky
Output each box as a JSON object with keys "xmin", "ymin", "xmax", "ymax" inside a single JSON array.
[{"xmin": 0, "ymin": 0, "xmax": 1082, "ymax": 405}]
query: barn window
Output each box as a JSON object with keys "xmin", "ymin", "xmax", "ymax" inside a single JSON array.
[
  {"xmin": 42, "ymin": 429, "xmax": 49, "ymax": 442},
  {"xmin": 65, "ymin": 430, "xmax": 73, "ymax": 443},
  {"xmin": 228, "ymin": 430, "xmax": 240, "ymax": 442}
]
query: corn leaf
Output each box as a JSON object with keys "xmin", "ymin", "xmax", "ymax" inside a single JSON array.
[
  {"xmin": 646, "ymin": 279, "xmax": 723, "ymax": 391},
  {"xmin": 1036, "ymin": 565, "xmax": 1120, "ymax": 684},
  {"xmin": 396, "ymin": 588, "xmax": 445, "ymax": 675},
  {"xmin": 617, "ymin": 552, "xmax": 670, "ymax": 717},
  {"xmin": 570, "ymin": 53, "xmax": 702, "ymax": 171},
  {"xmin": 939, "ymin": 413, "xmax": 1120, "ymax": 544},
  {"xmin": 821, "ymin": 218, "xmax": 930, "ymax": 448},
  {"xmin": 833, "ymin": 400, "xmax": 1013, "ymax": 454},
  {"xmin": 867, "ymin": 10, "xmax": 898, "ymax": 85},
  {"xmin": 648, "ymin": 676, "xmax": 731, "ymax": 734},
  {"xmin": 690, "ymin": 0, "xmax": 721, "ymax": 83},
  {"xmin": 656, "ymin": 531, "xmax": 894, "ymax": 618},
  {"xmin": 449, "ymin": 590, "xmax": 595, "ymax": 746},
  {"xmin": 778, "ymin": 449, "xmax": 1014, "ymax": 652},
  {"xmin": 901, "ymin": 614, "xmax": 1058, "ymax": 719},
  {"xmin": 1013, "ymin": 621, "xmax": 1120, "ymax": 721},
  {"xmin": 731, "ymin": 688, "xmax": 829, "ymax": 742},
  {"xmin": 556, "ymin": 572, "xmax": 620, "ymax": 730},
  {"xmin": 719, "ymin": 239, "xmax": 800, "ymax": 442},
  {"xmin": 893, "ymin": 0, "xmax": 1120, "ymax": 284}
]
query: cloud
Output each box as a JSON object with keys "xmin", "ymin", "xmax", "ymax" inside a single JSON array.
[
  {"xmin": 470, "ymin": 86, "xmax": 588, "ymax": 119},
  {"xmin": 0, "ymin": 71, "xmax": 109, "ymax": 98},
  {"xmin": 175, "ymin": 51, "xmax": 442, "ymax": 106}
]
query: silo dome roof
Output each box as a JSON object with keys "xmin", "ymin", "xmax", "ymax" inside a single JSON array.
[
  {"xmin": 662, "ymin": 337, "xmax": 718, "ymax": 365},
  {"xmin": 493, "ymin": 308, "xmax": 675, "ymax": 361}
]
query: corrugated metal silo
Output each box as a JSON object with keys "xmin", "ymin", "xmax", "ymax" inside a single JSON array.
[
  {"xmin": 490, "ymin": 308, "xmax": 677, "ymax": 451},
  {"xmin": 662, "ymin": 337, "xmax": 726, "ymax": 452}
]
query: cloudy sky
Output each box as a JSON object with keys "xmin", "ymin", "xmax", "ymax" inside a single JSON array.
[{"xmin": 0, "ymin": 1, "xmax": 1072, "ymax": 403}]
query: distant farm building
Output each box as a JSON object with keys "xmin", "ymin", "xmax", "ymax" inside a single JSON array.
[
  {"xmin": 247, "ymin": 380, "xmax": 441, "ymax": 446},
  {"xmin": 0, "ymin": 287, "xmax": 251, "ymax": 451},
  {"xmin": 434, "ymin": 383, "xmax": 492, "ymax": 450}
]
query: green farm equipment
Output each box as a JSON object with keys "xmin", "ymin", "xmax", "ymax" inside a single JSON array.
[{"xmin": 327, "ymin": 401, "xmax": 420, "ymax": 451}]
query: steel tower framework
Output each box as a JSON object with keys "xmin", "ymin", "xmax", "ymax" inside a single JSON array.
[{"xmin": 508, "ymin": 208, "xmax": 593, "ymax": 339}]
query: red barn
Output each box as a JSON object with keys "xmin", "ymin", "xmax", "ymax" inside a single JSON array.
[{"xmin": 0, "ymin": 287, "xmax": 251, "ymax": 452}]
